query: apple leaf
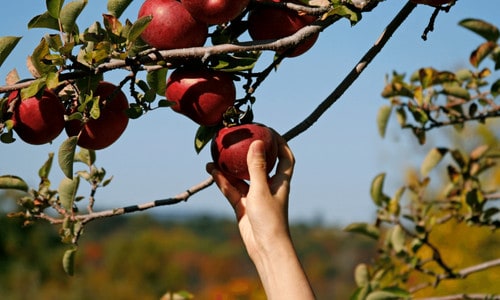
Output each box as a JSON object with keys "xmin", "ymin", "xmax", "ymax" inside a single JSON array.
[
  {"xmin": 210, "ymin": 52, "xmax": 261, "ymax": 72},
  {"xmin": 62, "ymin": 246, "xmax": 77, "ymax": 276},
  {"xmin": 344, "ymin": 222, "xmax": 380, "ymax": 240},
  {"xmin": 366, "ymin": 289, "xmax": 410, "ymax": 300},
  {"xmin": 459, "ymin": 18, "xmax": 500, "ymax": 42},
  {"xmin": 59, "ymin": 136, "xmax": 78, "ymax": 179},
  {"xmin": 60, "ymin": 0, "xmax": 88, "ymax": 34},
  {"xmin": 440, "ymin": 83, "xmax": 471, "ymax": 100},
  {"xmin": 147, "ymin": 68, "xmax": 168, "ymax": 96},
  {"xmin": 31, "ymin": 38, "xmax": 58, "ymax": 76},
  {"xmin": 0, "ymin": 36, "xmax": 21, "ymax": 68},
  {"xmin": 38, "ymin": 152, "xmax": 54, "ymax": 180},
  {"xmin": 46, "ymin": 0, "xmax": 65, "ymax": 19},
  {"xmin": 354, "ymin": 264, "xmax": 369, "ymax": 288},
  {"xmin": 107, "ymin": 0, "xmax": 133, "ymax": 18},
  {"xmin": 127, "ymin": 15, "xmax": 152, "ymax": 45},
  {"xmin": 195, "ymin": 125, "xmax": 218, "ymax": 154},
  {"xmin": 376, "ymin": 105, "xmax": 391, "ymax": 138},
  {"xmin": 470, "ymin": 41, "xmax": 497, "ymax": 68},
  {"xmin": 74, "ymin": 148, "xmax": 96, "ymax": 167},
  {"xmin": 390, "ymin": 224, "xmax": 406, "ymax": 253},
  {"xmin": 420, "ymin": 147, "xmax": 448, "ymax": 177},
  {"xmin": 28, "ymin": 12, "xmax": 60, "ymax": 31},
  {"xmin": 491, "ymin": 79, "xmax": 500, "ymax": 98},
  {"xmin": 0, "ymin": 175, "xmax": 29, "ymax": 192},
  {"xmin": 58, "ymin": 176, "xmax": 80, "ymax": 210},
  {"xmin": 20, "ymin": 78, "xmax": 46, "ymax": 99},
  {"xmin": 370, "ymin": 173, "xmax": 390, "ymax": 207}
]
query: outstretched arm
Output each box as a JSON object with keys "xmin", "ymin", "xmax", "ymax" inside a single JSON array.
[{"xmin": 206, "ymin": 135, "xmax": 315, "ymax": 300}]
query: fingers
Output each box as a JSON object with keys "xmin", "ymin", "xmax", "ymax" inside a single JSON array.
[
  {"xmin": 274, "ymin": 134, "xmax": 295, "ymax": 180},
  {"xmin": 206, "ymin": 163, "xmax": 248, "ymax": 214},
  {"xmin": 247, "ymin": 140, "xmax": 271, "ymax": 195}
]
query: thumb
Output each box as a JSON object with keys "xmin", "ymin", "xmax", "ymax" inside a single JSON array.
[{"xmin": 247, "ymin": 140, "xmax": 269, "ymax": 186}]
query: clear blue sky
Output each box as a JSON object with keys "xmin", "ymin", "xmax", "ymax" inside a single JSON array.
[{"xmin": 1, "ymin": 0, "xmax": 498, "ymax": 226}]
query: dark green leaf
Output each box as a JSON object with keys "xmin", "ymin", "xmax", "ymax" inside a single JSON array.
[
  {"xmin": 491, "ymin": 79, "xmax": 500, "ymax": 97},
  {"xmin": 344, "ymin": 222, "xmax": 380, "ymax": 240},
  {"xmin": 459, "ymin": 18, "xmax": 500, "ymax": 42},
  {"xmin": 58, "ymin": 176, "xmax": 79, "ymax": 210},
  {"xmin": 46, "ymin": 0, "xmax": 65, "ymax": 19},
  {"xmin": 0, "ymin": 36, "xmax": 21, "ymax": 68},
  {"xmin": 0, "ymin": 175, "xmax": 29, "ymax": 192},
  {"xmin": 147, "ymin": 68, "xmax": 168, "ymax": 96},
  {"xmin": 107, "ymin": 0, "xmax": 133, "ymax": 18},
  {"xmin": 62, "ymin": 247, "xmax": 77, "ymax": 276},
  {"xmin": 60, "ymin": 0, "xmax": 88, "ymax": 34},
  {"xmin": 195, "ymin": 125, "xmax": 218, "ymax": 154},
  {"xmin": 58, "ymin": 137, "xmax": 78, "ymax": 179}
]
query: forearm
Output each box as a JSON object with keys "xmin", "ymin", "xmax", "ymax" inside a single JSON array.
[{"xmin": 250, "ymin": 235, "xmax": 315, "ymax": 300}]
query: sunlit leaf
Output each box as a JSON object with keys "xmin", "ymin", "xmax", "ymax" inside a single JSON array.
[
  {"xmin": 470, "ymin": 41, "xmax": 496, "ymax": 68},
  {"xmin": 28, "ymin": 12, "xmax": 60, "ymax": 31},
  {"xmin": 107, "ymin": 0, "xmax": 133, "ymax": 18},
  {"xmin": 390, "ymin": 224, "xmax": 405, "ymax": 253},
  {"xmin": 62, "ymin": 246, "xmax": 77, "ymax": 276},
  {"xmin": 441, "ymin": 83, "xmax": 470, "ymax": 100},
  {"xmin": 46, "ymin": 0, "xmax": 64, "ymax": 19},
  {"xmin": 459, "ymin": 18, "xmax": 500, "ymax": 42},
  {"xmin": 127, "ymin": 15, "xmax": 152, "ymax": 44},
  {"xmin": 59, "ymin": 136, "xmax": 78, "ymax": 178},
  {"xmin": 421, "ymin": 147, "xmax": 448, "ymax": 176},
  {"xmin": 58, "ymin": 176, "xmax": 79, "ymax": 210},
  {"xmin": 39, "ymin": 152, "xmax": 54, "ymax": 179},
  {"xmin": 60, "ymin": 0, "xmax": 88, "ymax": 34},
  {"xmin": 376, "ymin": 105, "xmax": 391, "ymax": 138},
  {"xmin": 354, "ymin": 264, "xmax": 369, "ymax": 288},
  {"xmin": 344, "ymin": 222, "xmax": 380, "ymax": 240},
  {"xmin": 74, "ymin": 148, "xmax": 96, "ymax": 166},
  {"xmin": 103, "ymin": 14, "xmax": 123, "ymax": 36},
  {"xmin": 370, "ymin": 173, "xmax": 389, "ymax": 207},
  {"xmin": 31, "ymin": 38, "xmax": 57, "ymax": 75},
  {"xmin": 21, "ymin": 78, "xmax": 46, "ymax": 100},
  {"xmin": 0, "ymin": 36, "xmax": 21, "ymax": 68},
  {"xmin": 0, "ymin": 175, "xmax": 29, "ymax": 192}
]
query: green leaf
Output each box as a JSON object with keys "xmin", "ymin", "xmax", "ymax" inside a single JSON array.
[
  {"xmin": 390, "ymin": 224, "xmax": 406, "ymax": 253},
  {"xmin": 62, "ymin": 246, "xmax": 77, "ymax": 276},
  {"xmin": 39, "ymin": 152, "xmax": 55, "ymax": 179},
  {"xmin": 74, "ymin": 148, "xmax": 96, "ymax": 167},
  {"xmin": 147, "ymin": 68, "xmax": 168, "ymax": 96},
  {"xmin": 459, "ymin": 18, "xmax": 500, "ymax": 42},
  {"xmin": 344, "ymin": 222, "xmax": 380, "ymax": 240},
  {"xmin": 46, "ymin": 0, "xmax": 65, "ymax": 19},
  {"xmin": 420, "ymin": 147, "xmax": 448, "ymax": 177},
  {"xmin": 376, "ymin": 105, "xmax": 391, "ymax": 138},
  {"xmin": 491, "ymin": 79, "xmax": 500, "ymax": 98},
  {"xmin": 354, "ymin": 264, "xmax": 369, "ymax": 288},
  {"xmin": 366, "ymin": 290, "xmax": 406, "ymax": 300},
  {"xmin": 0, "ymin": 36, "xmax": 21, "ymax": 68},
  {"xmin": 58, "ymin": 137, "xmax": 78, "ymax": 179},
  {"xmin": 127, "ymin": 15, "xmax": 152, "ymax": 44},
  {"xmin": 370, "ymin": 173, "xmax": 390, "ymax": 207},
  {"xmin": 210, "ymin": 52, "xmax": 261, "ymax": 72},
  {"xmin": 21, "ymin": 78, "xmax": 47, "ymax": 100},
  {"xmin": 60, "ymin": 0, "xmax": 88, "ymax": 34},
  {"xmin": 28, "ymin": 12, "xmax": 60, "ymax": 31},
  {"xmin": 58, "ymin": 176, "xmax": 80, "ymax": 210},
  {"xmin": 441, "ymin": 83, "xmax": 471, "ymax": 100},
  {"xmin": 107, "ymin": 0, "xmax": 133, "ymax": 18},
  {"xmin": 0, "ymin": 175, "xmax": 29, "ymax": 192},
  {"xmin": 195, "ymin": 125, "xmax": 219, "ymax": 154},
  {"xmin": 31, "ymin": 38, "xmax": 57, "ymax": 75}
]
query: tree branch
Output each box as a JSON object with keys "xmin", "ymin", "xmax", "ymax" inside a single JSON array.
[{"xmin": 283, "ymin": 0, "xmax": 417, "ymax": 141}]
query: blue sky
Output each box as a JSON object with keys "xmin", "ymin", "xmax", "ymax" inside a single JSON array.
[{"xmin": 1, "ymin": 0, "xmax": 499, "ymax": 226}]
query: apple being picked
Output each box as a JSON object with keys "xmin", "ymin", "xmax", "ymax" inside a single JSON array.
[
  {"xmin": 138, "ymin": 0, "xmax": 208, "ymax": 50},
  {"xmin": 166, "ymin": 67, "xmax": 236, "ymax": 126},
  {"xmin": 247, "ymin": 3, "xmax": 318, "ymax": 57},
  {"xmin": 181, "ymin": 0, "xmax": 250, "ymax": 25},
  {"xmin": 211, "ymin": 123, "xmax": 278, "ymax": 181},
  {"xmin": 7, "ymin": 89, "xmax": 65, "ymax": 145},
  {"xmin": 65, "ymin": 81, "xmax": 129, "ymax": 150}
]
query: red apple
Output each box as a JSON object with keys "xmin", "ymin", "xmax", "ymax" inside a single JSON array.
[
  {"xmin": 138, "ymin": 0, "xmax": 208, "ymax": 50},
  {"xmin": 181, "ymin": 0, "xmax": 250, "ymax": 25},
  {"xmin": 65, "ymin": 82, "xmax": 129, "ymax": 150},
  {"xmin": 410, "ymin": 0, "xmax": 452, "ymax": 6},
  {"xmin": 166, "ymin": 67, "xmax": 236, "ymax": 126},
  {"xmin": 211, "ymin": 123, "xmax": 278, "ymax": 180},
  {"xmin": 247, "ymin": 4, "xmax": 318, "ymax": 57},
  {"xmin": 7, "ymin": 89, "xmax": 65, "ymax": 145}
]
